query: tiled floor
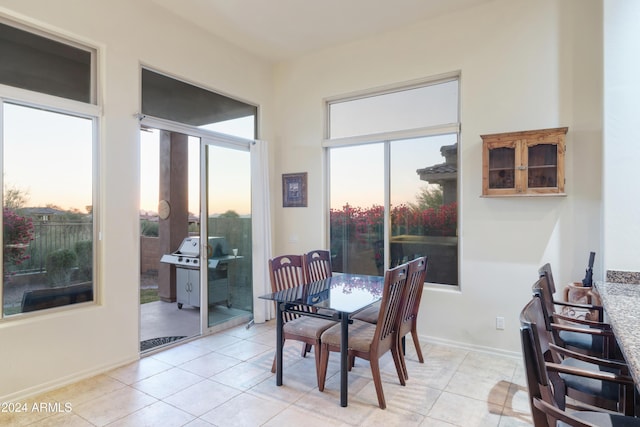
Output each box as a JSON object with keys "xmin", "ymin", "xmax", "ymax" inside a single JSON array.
[{"xmin": 3, "ymin": 321, "xmax": 533, "ymax": 426}]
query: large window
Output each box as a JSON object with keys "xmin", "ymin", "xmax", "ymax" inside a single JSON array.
[
  {"xmin": 1, "ymin": 21, "xmax": 98, "ymax": 316},
  {"xmin": 327, "ymin": 76, "xmax": 459, "ymax": 285}
]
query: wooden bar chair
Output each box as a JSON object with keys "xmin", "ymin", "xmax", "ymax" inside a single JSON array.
[
  {"xmin": 268, "ymin": 254, "xmax": 337, "ymax": 386},
  {"xmin": 520, "ymin": 304, "xmax": 640, "ymax": 426},
  {"xmin": 317, "ymin": 264, "xmax": 408, "ymax": 409},
  {"xmin": 520, "ymin": 296, "xmax": 635, "ymax": 418},
  {"xmin": 533, "ymin": 271, "xmax": 620, "ymax": 360}
]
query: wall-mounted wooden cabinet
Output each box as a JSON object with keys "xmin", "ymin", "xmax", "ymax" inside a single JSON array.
[{"xmin": 481, "ymin": 127, "xmax": 568, "ymax": 197}]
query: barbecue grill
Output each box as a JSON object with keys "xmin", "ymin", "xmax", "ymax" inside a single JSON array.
[
  {"xmin": 160, "ymin": 236, "xmax": 236, "ymax": 309},
  {"xmin": 160, "ymin": 237, "xmax": 201, "ymax": 269}
]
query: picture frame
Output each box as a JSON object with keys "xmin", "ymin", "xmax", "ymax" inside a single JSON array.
[{"xmin": 282, "ymin": 172, "xmax": 307, "ymax": 207}]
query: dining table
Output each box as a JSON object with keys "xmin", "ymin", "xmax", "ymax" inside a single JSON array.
[
  {"xmin": 259, "ymin": 273, "xmax": 385, "ymax": 407},
  {"xmin": 593, "ymin": 281, "xmax": 640, "ymax": 389}
]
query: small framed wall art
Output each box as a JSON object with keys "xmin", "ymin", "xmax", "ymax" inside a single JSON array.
[{"xmin": 282, "ymin": 172, "xmax": 307, "ymax": 207}]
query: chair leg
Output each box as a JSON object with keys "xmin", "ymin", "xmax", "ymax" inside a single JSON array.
[
  {"xmin": 369, "ymin": 357, "xmax": 386, "ymax": 409},
  {"xmin": 397, "ymin": 339, "xmax": 408, "ymax": 381},
  {"xmin": 301, "ymin": 342, "xmax": 311, "ymax": 357},
  {"xmin": 391, "ymin": 346, "xmax": 406, "ymax": 386},
  {"xmin": 411, "ymin": 325, "xmax": 424, "ymax": 363},
  {"xmin": 318, "ymin": 343, "xmax": 330, "ymax": 392},
  {"xmin": 313, "ymin": 340, "xmax": 326, "ymax": 391}
]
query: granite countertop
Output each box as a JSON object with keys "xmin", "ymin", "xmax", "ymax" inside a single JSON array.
[{"xmin": 594, "ymin": 281, "xmax": 640, "ymax": 385}]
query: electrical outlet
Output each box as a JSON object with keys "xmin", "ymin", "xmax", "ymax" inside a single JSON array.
[{"xmin": 496, "ymin": 316, "xmax": 505, "ymax": 330}]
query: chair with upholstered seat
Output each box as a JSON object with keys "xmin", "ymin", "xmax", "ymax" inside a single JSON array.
[
  {"xmin": 268, "ymin": 254, "xmax": 337, "ymax": 386},
  {"xmin": 396, "ymin": 256, "xmax": 427, "ymax": 380},
  {"xmin": 520, "ymin": 295, "xmax": 635, "ymax": 420},
  {"xmin": 317, "ymin": 263, "xmax": 408, "ymax": 409}
]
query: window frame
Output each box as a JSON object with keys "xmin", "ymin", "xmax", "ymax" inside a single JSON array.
[
  {"xmin": 0, "ymin": 20, "xmax": 101, "ymax": 319},
  {"xmin": 323, "ymin": 74, "xmax": 461, "ymax": 288}
]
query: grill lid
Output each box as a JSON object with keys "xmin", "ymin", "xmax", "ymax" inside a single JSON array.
[{"xmin": 175, "ymin": 237, "xmax": 199, "ymax": 257}]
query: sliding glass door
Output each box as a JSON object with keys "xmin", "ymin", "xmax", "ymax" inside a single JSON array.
[{"xmin": 203, "ymin": 141, "xmax": 252, "ymax": 329}]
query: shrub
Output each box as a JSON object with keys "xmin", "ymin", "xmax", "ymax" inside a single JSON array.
[
  {"xmin": 74, "ymin": 240, "xmax": 92, "ymax": 281},
  {"xmin": 3, "ymin": 208, "xmax": 34, "ymax": 271},
  {"xmin": 46, "ymin": 249, "xmax": 77, "ymax": 286},
  {"xmin": 140, "ymin": 220, "xmax": 158, "ymax": 237}
]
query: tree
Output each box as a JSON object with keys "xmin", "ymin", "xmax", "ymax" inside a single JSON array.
[
  {"xmin": 410, "ymin": 185, "xmax": 443, "ymax": 210},
  {"xmin": 219, "ymin": 210, "xmax": 240, "ymax": 218},
  {"xmin": 3, "ymin": 183, "xmax": 29, "ymax": 210}
]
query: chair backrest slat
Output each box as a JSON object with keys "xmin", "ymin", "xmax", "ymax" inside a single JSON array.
[
  {"xmin": 399, "ymin": 257, "xmax": 428, "ymax": 336},
  {"xmin": 373, "ymin": 263, "xmax": 408, "ymax": 354},
  {"xmin": 303, "ymin": 250, "xmax": 332, "ymax": 283},
  {"xmin": 269, "ymin": 254, "xmax": 306, "ymax": 320}
]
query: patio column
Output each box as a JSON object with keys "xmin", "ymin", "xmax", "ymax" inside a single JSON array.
[{"xmin": 157, "ymin": 131, "xmax": 189, "ymax": 302}]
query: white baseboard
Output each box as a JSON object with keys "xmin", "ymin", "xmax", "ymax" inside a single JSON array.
[{"xmin": 1, "ymin": 354, "xmax": 140, "ymax": 403}]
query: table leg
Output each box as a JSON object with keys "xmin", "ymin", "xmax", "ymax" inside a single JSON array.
[
  {"xmin": 276, "ymin": 303, "xmax": 284, "ymax": 386},
  {"xmin": 340, "ymin": 314, "xmax": 349, "ymax": 407}
]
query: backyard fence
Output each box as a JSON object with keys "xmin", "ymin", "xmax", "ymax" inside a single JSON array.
[{"xmin": 8, "ymin": 221, "xmax": 93, "ymax": 275}]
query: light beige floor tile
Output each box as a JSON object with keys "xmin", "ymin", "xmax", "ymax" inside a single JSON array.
[
  {"xmin": 149, "ymin": 342, "xmax": 213, "ymax": 366},
  {"xmin": 107, "ymin": 357, "xmax": 173, "ymax": 385},
  {"xmin": 0, "ymin": 399, "xmax": 58, "ymax": 427},
  {"xmin": 29, "ymin": 412, "xmax": 93, "ymax": 426},
  {"xmin": 210, "ymin": 361, "xmax": 273, "ymax": 391},
  {"xmin": 200, "ymin": 392, "xmax": 288, "ymax": 427},
  {"xmin": 45, "ymin": 374, "xmax": 127, "ymax": 407},
  {"xmin": 13, "ymin": 324, "xmax": 534, "ymax": 427},
  {"xmin": 213, "ymin": 339, "xmax": 272, "ymax": 361},
  {"xmin": 179, "ymin": 351, "xmax": 241, "ymax": 378},
  {"xmin": 106, "ymin": 400, "xmax": 195, "ymax": 427},
  {"xmin": 499, "ymin": 382, "xmax": 532, "ymax": 426},
  {"xmin": 163, "ymin": 378, "xmax": 241, "ymax": 417},
  {"xmin": 445, "ymin": 371, "xmax": 512, "ymax": 405},
  {"xmin": 262, "ymin": 405, "xmax": 340, "ymax": 427},
  {"xmin": 189, "ymin": 332, "xmax": 243, "ymax": 351},
  {"xmin": 183, "ymin": 419, "xmax": 215, "ymax": 427},
  {"xmin": 456, "ymin": 351, "xmax": 518, "ymax": 378},
  {"xmin": 73, "ymin": 387, "xmax": 156, "ymax": 426},
  {"xmin": 294, "ymin": 380, "xmax": 377, "ymax": 426},
  {"xmin": 131, "ymin": 367, "xmax": 204, "ymax": 399},
  {"xmin": 419, "ymin": 417, "xmax": 458, "ymax": 426},
  {"xmin": 359, "ymin": 404, "xmax": 425, "ymax": 426},
  {"xmin": 428, "ymin": 391, "xmax": 503, "ymax": 427}
]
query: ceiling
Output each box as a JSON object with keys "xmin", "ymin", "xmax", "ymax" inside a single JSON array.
[{"xmin": 148, "ymin": 0, "xmax": 492, "ymax": 62}]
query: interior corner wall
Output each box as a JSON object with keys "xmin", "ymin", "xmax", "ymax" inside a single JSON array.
[
  {"xmin": 0, "ymin": 0, "xmax": 274, "ymax": 400},
  {"xmin": 273, "ymin": 0, "xmax": 603, "ymax": 353},
  {"xmin": 603, "ymin": 0, "xmax": 640, "ymax": 273}
]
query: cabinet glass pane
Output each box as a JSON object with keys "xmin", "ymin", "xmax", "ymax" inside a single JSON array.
[
  {"xmin": 528, "ymin": 145, "xmax": 557, "ymax": 188},
  {"xmin": 488, "ymin": 147, "xmax": 515, "ymax": 189}
]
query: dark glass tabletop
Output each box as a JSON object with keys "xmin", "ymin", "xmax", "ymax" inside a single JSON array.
[{"xmin": 259, "ymin": 273, "xmax": 384, "ymax": 314}]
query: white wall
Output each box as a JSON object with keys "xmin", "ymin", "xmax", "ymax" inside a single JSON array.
[
  {"xmin": 603, "ymin": 0, "xmax": 640, "ymax": 273},
  {"xmin": 273, "ymin": 0, "xmax": 603, "ymax": 353},
  {"xmin": 0, "ymin": 0, "xmax": 274, "ymax": 400}
]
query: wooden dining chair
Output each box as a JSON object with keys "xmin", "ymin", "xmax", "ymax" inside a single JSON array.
[
  {"xmin": 397, "ymin": 256, "xmax": 427, "ymax": 380},
  {"xmin": 520, "ymin": 295, "xmax": 635, "ymax": 418},
  {"xmin": 317, "ymin": 263, "xmax": 408, "ymax": 409},
  {"xmin": 520, "ymin": 301, "xmax": 640, "ymax": 427},
  {"xmin": 268, "ymin": 254, "xmax": 337, "ymax": 386},
  {"xmin": 303, "ymin": 249, "xmax": 332, "ymax": 283}
]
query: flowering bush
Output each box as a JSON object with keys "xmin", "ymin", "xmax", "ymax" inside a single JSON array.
[
  {"xmin": 330, "ymin": 201, "xmax": 457, "ymax": 242},
  {"xmin": 3, "ymin": 208, "xmax": 35, "ymax": 270}
]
